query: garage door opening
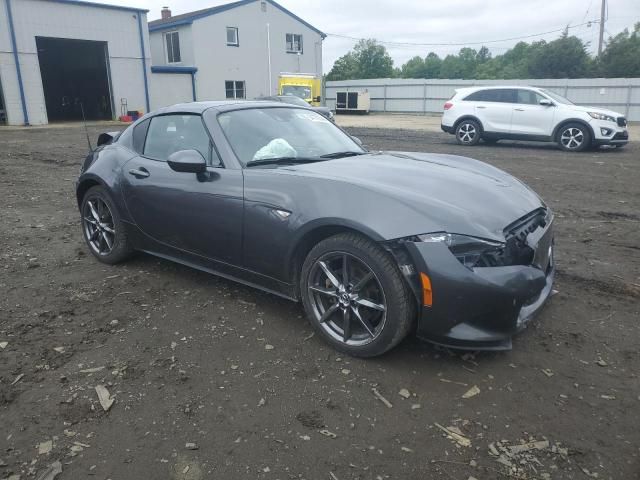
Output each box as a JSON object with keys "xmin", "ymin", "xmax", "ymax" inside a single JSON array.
[
  {"xmin": 36, "ymin": 37, "xmax": 114, "ymax": 122},
  {"xmin": 0, "ymin": 77, "xmax": 6, "ymax": 125}
]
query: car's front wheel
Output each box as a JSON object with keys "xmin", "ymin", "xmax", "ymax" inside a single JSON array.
[
  {"xmin": 81, "ymin": 185, "xmax": 134, "ymax": 264},
  {"xmin": 557, "ymin": 123, "xmax": 591, "ymax": 152},
  {"xmin": 300, "ymin": 233, "xmax": 414, "ymax": 357},
  {"xmin": 455, "ymin": 119, "xmax": 481, "ymax": 146}
]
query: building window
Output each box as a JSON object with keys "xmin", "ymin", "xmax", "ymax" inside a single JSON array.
[
  {"xmin": 286, "ymin": 33, "xmax": 303, "ymax": 53},
  {"xmin": 165, "ymin": 31, "xmax": 181, "ymax": 64},
  {"xmin": 226, "ymin": 27, "xmax": 239, "ymax": 46},
  {"xmin": 225, "ymin": 81, "xmax": 245, "ymax": 99}
]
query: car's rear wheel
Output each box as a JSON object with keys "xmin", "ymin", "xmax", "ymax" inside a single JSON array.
[
  {"xmin": 81, "ymin": 186, "xmax": 133, "ymax": 264},
  {"xmin": 557, "ymin": 123, "xmax": 591, "ymax": 152},
  {"xmin": 300, "ymin": 233, "xmax": 414, "ymax": 357},
  {"xmin": 455, "ymin": 119, "xmax": 481, "ymax": 146}
]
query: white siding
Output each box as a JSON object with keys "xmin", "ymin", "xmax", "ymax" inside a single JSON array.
[
  {"xmin": 149, "ymin": 1, "xmax": 323, "ymax": 102},
  {"xmin": 150, "ymin": 73, "xmax": 193, "ymax": 109},
  {"xmin": 0, "ymin": 0, "xmax": 150, "ymax": 125}
]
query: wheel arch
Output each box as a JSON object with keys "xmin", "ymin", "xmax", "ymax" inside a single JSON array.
[
  {"xmin": 453, "ymin": 115, "xmax": 485, "ymax": 134},
  {"xmin": 76, "ymin": 176, "xmax": 106, "ymax": 208},
  {"xmin": 552, "ymin": 118, "xmax": 595, "ymax": 144}
]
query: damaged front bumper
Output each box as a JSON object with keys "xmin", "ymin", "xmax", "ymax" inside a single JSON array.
[{"xmin": 404, "ymin": 223, "xmax": 555, "ymax": 351}]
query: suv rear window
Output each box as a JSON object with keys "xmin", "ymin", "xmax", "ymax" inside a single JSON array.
[{"xmin": 464, "ymin": 89, "xmax": 516, "ymax": 103}]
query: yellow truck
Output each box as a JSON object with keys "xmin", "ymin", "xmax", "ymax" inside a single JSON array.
[{"xmin": 278, "ymin": 73, "xmax": 322, "ymax": 106}]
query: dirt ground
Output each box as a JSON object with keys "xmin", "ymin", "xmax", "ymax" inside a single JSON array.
[{"xmin": 1, "ymin": 122, "xmax": 639, "ymax": 480}]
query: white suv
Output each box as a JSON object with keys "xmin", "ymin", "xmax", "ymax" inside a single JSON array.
[{"xmin": 441, "ymin": 86, "xmax": 629, "ymax": 151}]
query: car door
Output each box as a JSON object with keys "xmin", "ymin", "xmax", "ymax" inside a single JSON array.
[
  {"xmin": 470, "ymin": 88, "xmax": 516, "ymax": 133},
  {"xmin": 510, "ymin": 89, "xmax": 557, "ymax": 137},
  {"xmin": 121, "ymin": 113, "xmax": 244, "ymax": 264}
]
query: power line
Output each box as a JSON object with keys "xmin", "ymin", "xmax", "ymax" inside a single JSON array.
[{"xmin": 326, "ymin": 20, "xmax": 599, "ymax": 47}]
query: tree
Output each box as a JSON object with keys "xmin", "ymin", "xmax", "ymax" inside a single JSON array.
[
  {"xmin": 326, "ymin": 39, "xmax": 394, "ymax": 80},
  {"xmin": 401, "ymin": 56, "xmax": 426, "ymax": 78},
  {"xmin": 527, "ymin": 33, "xmax": 591, "ymax": 78},
  {"xmin": 423, "ymin": 52, "xmax": 442, "ymax": 78},
  {"xmin": 598, "ymin": 23, "xmax": 640, "ymax": 77}
]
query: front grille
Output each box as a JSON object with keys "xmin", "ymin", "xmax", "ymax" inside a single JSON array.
[{"xmin": 617, "ymin": 117, "xmax": 627, "ymax": 127}]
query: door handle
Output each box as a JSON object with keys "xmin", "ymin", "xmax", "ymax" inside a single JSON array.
[
  {"xmin": 128, "ymin": 168, "xmax": 150, "ymax": 178},
  {"xmin": 477, "ymin": 106, "xmax": 487, "ymax": 109},
  {"xmin": 514, "ymin": 108, "xmax": 525, "ymax": 111}
]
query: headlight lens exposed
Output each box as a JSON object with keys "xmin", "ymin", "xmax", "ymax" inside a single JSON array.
[
  {"xmin": 418, "ymin": 233, "xmax": 504, "ymax": 269},
  {"xmin": 588, "ymin": 112, "xmax": 616, "ymax": 122}
]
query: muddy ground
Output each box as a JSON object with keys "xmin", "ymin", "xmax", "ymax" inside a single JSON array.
[{"xmin": 1, "ymin": 123, "xmax": 639, "ymax": 480}]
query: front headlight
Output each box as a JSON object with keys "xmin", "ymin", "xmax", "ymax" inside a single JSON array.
[
  {"xmin": 588, "ymin": 112, "xmax": 616, "ymax": 122},
  {"xmin": 418, "ymin": 232, "xmax": 504, "ymax": 269}
]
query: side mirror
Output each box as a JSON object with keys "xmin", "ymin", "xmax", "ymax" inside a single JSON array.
[
  {"xmin": 167, "ymin": 150, "xmax": 207, "ymax": 173},
  {"xmin": 351, "ymin": 136, "xmax": 363, "ymax": 146},
  {"xmin": 539, "ymin": 99, "xmax": 554, "ymax": 107},
  {"xmin": 314, "ymin": 96, "xmax": 322, "ymax": 103}
]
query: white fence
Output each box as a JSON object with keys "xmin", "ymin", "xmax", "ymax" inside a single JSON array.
[{"xmin": 325, "ymin": 78, "xmax": 640, "ymax": 121}]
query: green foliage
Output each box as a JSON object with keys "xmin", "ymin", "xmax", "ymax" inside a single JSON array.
[
  {"xmin": 596, "ymin": 23, "xmax": 640, "ymax": 77},
  {"xmin": 326, "ymin": 39, "xmax": 394, "ymax": 81},
  {"xmin": 328, "ymin": 27, "xmax": 639, "ymax": 80}
]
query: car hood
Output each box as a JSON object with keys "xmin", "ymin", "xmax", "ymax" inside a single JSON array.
[
  {"xmin": 287, "ymin": 152, "xmax": 546, "ymax": 241},
  {"xmin": 312, "ymin": 106, "xmax": 332, "ymax": 115},
  {"xmin": 568, "ymin": 104, "xmax": 624, "ymax": 118}
]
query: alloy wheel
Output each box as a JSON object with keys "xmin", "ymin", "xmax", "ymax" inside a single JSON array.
[
  {"xmin": 560, "ymin": 127, "xmax": 584, "ymax": 150},
  {"xmin": 82, "ymin": 197, "xmax": 116, "ymax": 256},
  {"xmin": 307, "ymin": 252, "xmax": 387, "ymax": 346},
  {"xmin": 458, "ymin": 122, "xmax": 477, "ymax": 143}
]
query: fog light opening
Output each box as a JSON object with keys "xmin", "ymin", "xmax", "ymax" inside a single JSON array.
[
  {"xmin": 600, "ymin": 127, "xmax": 612, "ymax": 136},
  {"xmin": 420, "ymin": 272, "xmax": 433, "ymax": 307}
]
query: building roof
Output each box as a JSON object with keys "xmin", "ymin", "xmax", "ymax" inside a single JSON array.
[
  {"xmin": 43, "ymin": 0, "xmax": 148, "ymax": 13},
  {"xmin": 148, "ymin": 0, "xmax": 325, "ymax": 38}
]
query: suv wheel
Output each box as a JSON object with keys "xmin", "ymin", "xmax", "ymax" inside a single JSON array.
[
  {"xmin": 455, "ymin": 120, "xmax": 481, "ymax": 146},
  {"xmin": 557, "ymin": 123, "xmax": 591, "ymax": 152}
]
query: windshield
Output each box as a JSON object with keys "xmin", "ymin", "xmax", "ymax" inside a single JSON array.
[
  {"xmin": 281, "ymin": 85, "xmax": 312, "ymax": 100},
  {"xmin": 539, "ymin": 89, "xmax": 574, "ymax": 105},
  {"xmin": 279, "ymin": 95, "xmax": 310, "ymax": 107},
  {"xmin": 218, "ymin": 107, "xmax": 364, "ymax": 166}
]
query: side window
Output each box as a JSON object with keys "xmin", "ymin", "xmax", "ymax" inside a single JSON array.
[
  {"xmin": 286, "ymin": 33, "xmax": 303, "ymax": 53},
  {"xmin": 165, "ymin": 31, "xmax": 181, "ymax": 64},
  {"xmin": 464, "ymin": 90, "xmax": 488, "ymax": 101},
  {"xmin": 225, "ymin": 81, "xmax": 245, "ymax": 99},
  {"xmin": 517, "ymin": 89, "xmax": 545, "ymax": 105},
  {"xmin": 226, "ymin": 27, "xmax": 239, "ymax": 46},
  {"xmin": 144, "ymin": 114, "xmax": 218, "ymax": 165},
  {"xmin": 132, "ymin": 119, "xmax": 150, "ymax": 154},
  {"xmin": 495, "ymin": 89, "xmax": 517, "ymax": 103}
]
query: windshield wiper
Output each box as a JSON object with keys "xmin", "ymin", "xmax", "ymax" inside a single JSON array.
[
  {"xmin": 246, "ymin": 156, "xmax": 323, "ymax": 167},
  {"xmin": 319, "ymin": 151, "xmax": 366, "ymax": 159}
]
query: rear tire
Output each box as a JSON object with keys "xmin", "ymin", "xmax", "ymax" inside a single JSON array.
[
  {"xmin": 80, "ymin": 186, "xmax": 134, "ymax": 265},
  {"xmin": 300, "ymin": 233, "xmax": 414, "ymax": 357},
  {"xmin": 455, "ymin": 119, "xmax": 481, "ymax": 146},
  {"xmin": 557, "ymin": 123, "xmax": 591, "ymax": 152}
]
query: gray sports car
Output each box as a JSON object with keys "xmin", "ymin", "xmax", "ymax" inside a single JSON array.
[{"xmin": 76, "ymin": 101, "xmax": 555, "ymax": 357}]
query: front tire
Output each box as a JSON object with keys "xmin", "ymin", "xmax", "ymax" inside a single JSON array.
[
  {"xmin": 300, "ymin": 233, "xmax": 414, "ymax": 357},
  {"xmin": 455, "ymin": 119, "xmax": 481, "ymax": 146},
  {"xmin": 557, "ymin": 123, "xmax": 591, "ymax": 152},
  {"xmin": 81, "ymin": 185, "xmax": 134, "ymax": 265}
]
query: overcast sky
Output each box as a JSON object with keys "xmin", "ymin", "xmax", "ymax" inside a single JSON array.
[{"xmin": 98, "ymin": 0, "xmax": 639, "ymax": 72}]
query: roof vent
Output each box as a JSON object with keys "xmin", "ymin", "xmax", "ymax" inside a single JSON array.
[{"xmin": 161, "ymin": 6, "xmax": 172, "ymax": 19}]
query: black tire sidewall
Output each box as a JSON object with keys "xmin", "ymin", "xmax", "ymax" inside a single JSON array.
[
  {"xmin": 300, "ymin": 234, "xmax": 413, "ymax": 357},
  {"xmin": 557, "ymin": 123, "xmax": 591, "ymax": 152},
  {"xmin": 455, "ymin": 120, "xmax": 481, "ymax": 146},
  {"xmin": 81, "ymin": 185, "xmax": 132, "ymax": 264}
]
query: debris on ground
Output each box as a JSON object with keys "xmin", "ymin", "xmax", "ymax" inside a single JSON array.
[
  {"xmin": 11, "ymin": 374, "xmax": 25, "ymax": 385},
  {"xmin": 0, "ymin": 341, "xmax": 8, "ymax": 349},
  {"xmin": 398, "ymin": 388, "xmax": 411, "ymax": 399},
  {"xmin": 411, "ymin": 403, "xmax": 421, "ymax": 410},
  {"xmin": 541, "ymin": 368, "xmax": 554, "ymax": 377},
  {"xmin": 38, "ymin": 440, "xmax": 53, "ymax": 455},
  {"xmin": 488, "ymin": 438, "xmax": 568, "ymax": 478},
  {"xmin": 35, "ymin": 461, "xmax": 62, "ymax": 480},
  {"xmin": 319, "ymin": 429, "xmax": 337, "ymax": 439},
  {"xmin": 372, "ymin": 388, "xmax": 393, "ymax": 408},
  {"xmin": 434, "ymin": 423, "xmax": 471, "ymax": 447},
  {"xmin": 185, "ymin": 442, "xmax": 199, "ymax": 450},
  {"xmin": 595, "ymin": 358, "xmax": 608, "ymax": 367},
  {"xmin": 95, "ymin": 385, "xmax": 115, "ymax": 411},
  {"xmin": 53, "ymin": 347, "xmax": 65, "ymax": 353},
  {"xmin": 79, "ymin": 366, "xmax": 105, "ymax": 374},
  {"xmin": 462, "ymin": 385, "xmax": 480, "ymax": 398},
  {"xmin": 264, "ymin": 344, "xmax": 274, "ymax": 350}
]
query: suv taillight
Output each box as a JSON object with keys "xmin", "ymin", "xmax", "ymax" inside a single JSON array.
[{"xmin": 444, "ymin": 102, "xmax": 453, "ymax": 110}]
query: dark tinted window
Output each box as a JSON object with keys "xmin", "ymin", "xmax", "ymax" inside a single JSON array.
[
  {"xmin": 516, "ymin": 89, "xmax": 545, "ymax": 105},
  {"xmin": 464, "ymin": 89, "xmax": 516, "ymax": 103},
  {"xmin": 132, "ymin": 119, "xmax": 150, "ymax": 154},
  {"xmin": 144, "ymin": 114, "xmax": 213, "ymax": 163}
]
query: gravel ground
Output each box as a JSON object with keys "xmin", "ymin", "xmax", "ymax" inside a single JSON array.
[{"xmin": 1, "ymin": 124, "xmax": 639, "ymax": 480}]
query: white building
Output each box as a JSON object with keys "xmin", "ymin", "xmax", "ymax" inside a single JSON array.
[
  {"xmin": 148, "ymin": 0, "xmax": 325, "ymax": 107},
  {"xmin": 0, "ymin": 0, "xmax": 151, "ymax": 126}
]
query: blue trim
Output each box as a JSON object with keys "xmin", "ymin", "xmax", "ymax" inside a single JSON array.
[
  {"xmin": 191, "ymin": 72, "xmax": 197, "ymax": 102},
  {"xmin": 148, "ymin": 0, "xmax": 325, "ymax": 38},
  {"xmin": 5, "ymin": 0, "xmax": 29, "ymax": 125},
  {"xmin": 45, "ymin": 0, "xmax": 148, "ymax": 13},
  {"xmin": 137, "ymin": 13, "xmax": 150, "ymax": 113},
  {"xmin": 151, "ymin": 66, "xmax": 198, "ymax": 74}
]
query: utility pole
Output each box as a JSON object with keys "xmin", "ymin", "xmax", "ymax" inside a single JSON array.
[{"xmin": 598, "ymin": 0, "xmax": 606, "ymax": 56}]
